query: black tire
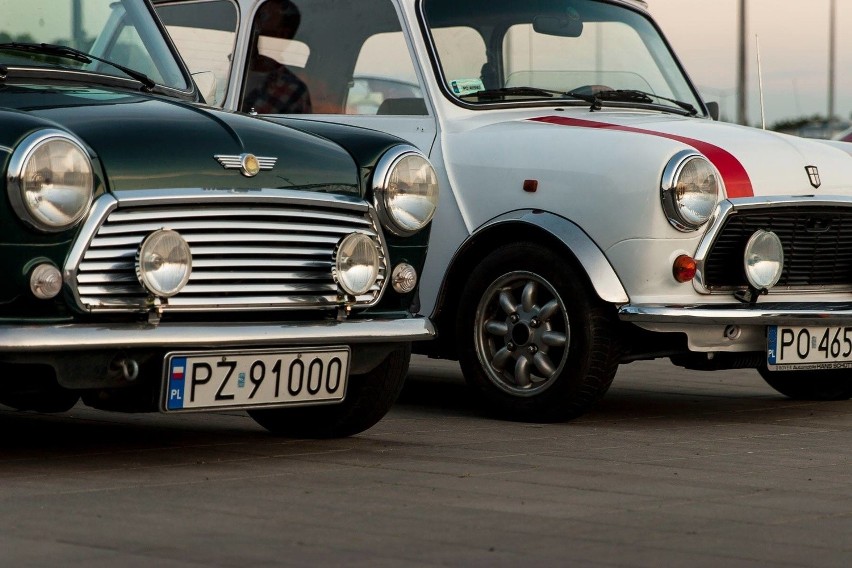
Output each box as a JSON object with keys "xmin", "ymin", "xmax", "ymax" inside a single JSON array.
[
  {"xmin": 458, "ymin": 242, "xmax": 619, "ymax": 422},
  {"xmin": 248, "ymin": 344, "xmax": 411, "ymax": 438},
  {"xmin": 758, "ymin": 367, "xmax": 852, "ymax": 400}
]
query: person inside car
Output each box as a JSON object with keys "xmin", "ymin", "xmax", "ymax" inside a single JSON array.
[{"xmin": 241, "ymin": 0, "xmax": 312, "ymax": 114}]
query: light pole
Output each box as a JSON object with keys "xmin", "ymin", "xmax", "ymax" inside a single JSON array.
[
  {"xmin": 737, "ymin": 0, "xmax": 748, "ymax": 125},
  {"xmin": 828, "ymin": 0, "xmax": 837, "ymax": 133}
]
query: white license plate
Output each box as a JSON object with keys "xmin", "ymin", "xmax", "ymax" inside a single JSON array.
[
  {"xmin": 767, "ymin": 326, "xmax": 852, "ymax": 370},
  {"xmin": 163, "ymin": 347, "xmax": 349, "ymax": 411}
]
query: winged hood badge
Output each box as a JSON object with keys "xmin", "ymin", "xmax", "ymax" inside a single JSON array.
[{"xmin": 214, "ymin": 153, "xmax": 278, "ymax": 177}]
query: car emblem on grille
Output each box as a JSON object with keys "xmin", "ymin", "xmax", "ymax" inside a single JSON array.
[
  {"xmin": 214, "ymin": 153, "xmax": 277, "ymax": 177},
  {"xmin": 805, "ymin": 165, "xmax": 821, "ymax": 188}
]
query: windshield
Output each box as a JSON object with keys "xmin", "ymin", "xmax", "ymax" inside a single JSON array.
[
  {"xmin": 0, "ymin": 0, "xmax": 189, "ymax": 91},
  {"xmin": 421, "ymin": 0, "xmax": 703, "ymax": 114}
]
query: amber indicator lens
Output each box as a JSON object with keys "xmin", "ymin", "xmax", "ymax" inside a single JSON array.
[{"xmin": 673, "ymin": 255, "xmax": 697, "ymax": 283}]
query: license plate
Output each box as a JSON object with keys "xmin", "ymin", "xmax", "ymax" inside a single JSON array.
[
  {"xmin": 162, "ymin": 347, "xmax": 349, "ymax": 412},
  {"xmin": 767, "ymin": 326, "xmax": 852, "ymax": 371}
]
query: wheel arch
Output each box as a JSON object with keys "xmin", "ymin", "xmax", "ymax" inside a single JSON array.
[{"xmin": 423, "ymin": 210, "xmax": 628, "ymax": 359}]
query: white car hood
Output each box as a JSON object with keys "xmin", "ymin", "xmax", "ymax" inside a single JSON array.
[{"xmin": 522, "ymin": 111, "xmax": 852, "ymax": 198}]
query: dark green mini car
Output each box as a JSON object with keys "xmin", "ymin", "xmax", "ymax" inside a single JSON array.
[{"xmin": 0, "ymin": 0, "xmax": 438, "ymax": 436}]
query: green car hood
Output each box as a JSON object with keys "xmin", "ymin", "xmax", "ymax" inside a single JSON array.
[{"xmin": 0, "ymin": 85, "xmax": 359, "ymax": 195}]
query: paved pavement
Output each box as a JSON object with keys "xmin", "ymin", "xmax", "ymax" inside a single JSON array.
[{"xmin": 1, "ymin": 356, "xmax": 850, "ymax": 567}]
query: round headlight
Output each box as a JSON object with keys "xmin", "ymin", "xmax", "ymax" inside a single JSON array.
[
  {"xmin": 334, "ymin": 233, "xmax": 380, "ymax": 296},
  {"xmin": 373, "ymin": 146, "xmax": 439, "ymax": 237},
  {"xmin": 661, "ymin": 151, "xmax": 720, "ymax": 232},
  {"xmin": 744, "ymin": 229, "xmax": 784, "ymax": 290},
  {"xmin": 7, "ymin": 130, "xmax": 94, "ymax": 232},
  {"xmin": 136, "ymin": 230, "xmax": 193, "ymax": 298}
]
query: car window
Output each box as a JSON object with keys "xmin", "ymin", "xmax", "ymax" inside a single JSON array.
[
  {"xmin": 157, "ymin": 0, "xmax": 238, "ymax": 106},
  {"xmin": 502, "ymin": 22, "xmax": 667, "ymax": 96},
  {"xmin": 347, "ymin": 32, "xmax": 423, "ymax": 115},
  {"xmin": 0, "ymin": 0, "xmax": 189, "ymax": 91},
  {"xmin": 241, "ymin": 0, "xmax": 425, "ymax": 116}
]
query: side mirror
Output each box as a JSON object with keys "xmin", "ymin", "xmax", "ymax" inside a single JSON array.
[
  {"xmin": 192, "ymin": 71, "xmax": 218, "ymax": 106},
  {"xmin": 705, "ymin": 101, "xmax": 720, "ymax": 121}
]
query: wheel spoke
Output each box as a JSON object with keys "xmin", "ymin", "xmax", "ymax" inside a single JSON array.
[
  {"xmin": 514, "ymin": 356, "xmax": 532, "ymax": 387},
  {"xmin": 539, "ymin": 299, "xmax": 560, "ymax": 322},
  {"xmin": 498, "ymin": 290, "xmax": 518, "ymax": 316},
  {"xmin": 492, "ymin": 347, "xmax": 513, "ymax": 370},
  {"xmin": 533, "ymin": 352, "xmax": 557, "ymax": 377},
  {"xmin": 521, "ymin": 280, "xmax": 537, "ymax": 312},
  {"xmin": 484, "ymin": 320, "xmax": 509, "ymax": 336},
  {"xmin": 541, "ymin": 331, "xmax": 568, "ymax": 347}
]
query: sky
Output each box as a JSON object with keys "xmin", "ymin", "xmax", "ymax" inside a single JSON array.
[{"xmin": 649, "ymin": 0, "xmax": 852, "ymax": 127}]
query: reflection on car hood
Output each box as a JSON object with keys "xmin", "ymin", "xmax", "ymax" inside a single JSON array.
[
  {"xmin": 521, "ymin": 111, "xmax": 852, "ymax": 197},
  {"xmin": 0, "ymin": 85, "xmax": 359, "ymax": 195}
]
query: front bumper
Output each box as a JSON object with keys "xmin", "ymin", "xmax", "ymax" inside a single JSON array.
[
  {"xmin": 620, "ymin": 303, "xmax": 852, "ymax": 326},
  {"xmin": 0, "ymin": 317, "xmax": 435, "ymax": 352}
]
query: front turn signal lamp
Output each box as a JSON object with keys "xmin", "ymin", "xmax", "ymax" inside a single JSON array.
[{"xmin": 673, "ymin": 255, "xmax": 697, "ymax": 283}]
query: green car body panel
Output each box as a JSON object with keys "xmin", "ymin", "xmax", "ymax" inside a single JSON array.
[{"xmin": 0, "ymin": 0, "xmax": 436, "ymax": 433}]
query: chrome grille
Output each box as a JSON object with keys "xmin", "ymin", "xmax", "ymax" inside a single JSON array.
[
  {"xmin": 702, "ymin": 206, "xmax": 852, "ymax": 289},
  {"xmin": 68, "ymin": 191, "xmax": 388, "ymax": 312}
]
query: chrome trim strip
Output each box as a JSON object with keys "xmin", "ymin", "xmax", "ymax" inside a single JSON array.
[
  {"xmin": 105, "ymin": 188, "xmax": 367, "ymax": 209},
  {"xmin": 660, "ymin": 150, "xmax": 715, "ymax": 232},
  {"xmin": 0, "ymin": 318, "xmax": 435, "ymax": 352},
  {"xmin": 452, "ymin": 210, "xmax": 629, "ymax": 305},
  {"xmin": 6, "ymin": 129, "xmax": 95, "ymax": 232},
  {"xmin": 620, "ymin": 303, "xmax": 852, "ymax": 325},
  {"xmin": 693, "ymin": 196, "xmax": 852, "ymax": 294},
  {"xmin": 372, "ymin": 144, "xmax": 436, "ymax": 237}
]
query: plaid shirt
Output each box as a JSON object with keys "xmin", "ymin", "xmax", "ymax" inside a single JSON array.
[{"xmin": 242, "ymin": 64, "xmax": 312, "ymax": 114}]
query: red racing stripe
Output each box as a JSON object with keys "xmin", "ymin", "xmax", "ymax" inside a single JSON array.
[{"xmin": 530, "ymin": 116, "xmax": 754, "ymax": 198}]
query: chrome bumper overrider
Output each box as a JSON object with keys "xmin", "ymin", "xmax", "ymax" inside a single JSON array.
[
  {"xmin": 0, "ymin": 317, "xmax": 434, "ymax": 352},
  {"xmin": 620, "ymin": 303, "xmax": 852, "ymax": 326}
]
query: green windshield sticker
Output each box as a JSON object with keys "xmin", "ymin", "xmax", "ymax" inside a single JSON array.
[{"xmin": 450, "ymin": 78, "xmax": 484, "ymax": 96}]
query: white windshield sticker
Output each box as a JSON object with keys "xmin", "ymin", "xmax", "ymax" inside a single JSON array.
[{"xmin": 449, "ymin": 78, "xmax": 484, "ymax": 96}]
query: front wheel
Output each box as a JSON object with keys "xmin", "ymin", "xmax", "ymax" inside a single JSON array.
[
  {"xmin": 758, "ymin": 367, "xmax": 852, "ymax": 400},
  {"xmin": 458, "ymin": 243, "xmax": 620, "ymax": 422},
  {"xmin": 248, "ymin": 345, "xmax": 410, "ymax": 438}
]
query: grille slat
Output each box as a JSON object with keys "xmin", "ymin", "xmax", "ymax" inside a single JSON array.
[
  {"xmin": 89, "ymin": 232, "xmax": 347, "ymax": 248},
  {"xmin": 106, "ymin": 207, "xmax": 371, "ymax": 226},
  {"xmin": 73, "ymin": 199, "xmax": 388, "ymax": 312},
  {"xmin": 703, "ymin": 207, "xmax": 852, "ymax": 289},
  {"xmin": 96, "ymin": 219, "xmax": 370, "ymax": 237}
]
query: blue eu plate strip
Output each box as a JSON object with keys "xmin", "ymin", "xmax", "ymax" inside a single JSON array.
[
  {"xmin": 767, "ymin": 326, "xmax": 777, "ymax": 365},
  {"xmin": 167, "ymin": 357, "xmax": 187, "ymax": 410}
]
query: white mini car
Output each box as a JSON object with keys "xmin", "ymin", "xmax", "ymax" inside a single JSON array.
[{"xmin": 155, "ymin": 0, "xmax": 852, "ymax": 420}]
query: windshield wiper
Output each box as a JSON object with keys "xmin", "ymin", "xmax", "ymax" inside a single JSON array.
[
  {"xmin": 569, "ymin": 88, "xmax": 698, "ymax": 116},
  {"xmin": 458, "ymin": 86, "xmax": 557, "ymax": 100},
  {"xmin": 0, "ymin": 42, "xmax": 156, "ymax": 91}
]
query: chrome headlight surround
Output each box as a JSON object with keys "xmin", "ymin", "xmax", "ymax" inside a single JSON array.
[
  {"xmin": 372, "ymin": 145, "xmax": 439, "ymax": 237},
  {"xmin": 7, "ymin": 129, "xmax": 95, "ymax": 233},
  {"xmin": 661, "ymin": 150, "xmax": 720, "ymax": 232}
]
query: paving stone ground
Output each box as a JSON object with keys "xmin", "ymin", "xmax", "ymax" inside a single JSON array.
[{"xmin": 1, "ymin": 356, "xmax": 849, "ymax": 567}]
